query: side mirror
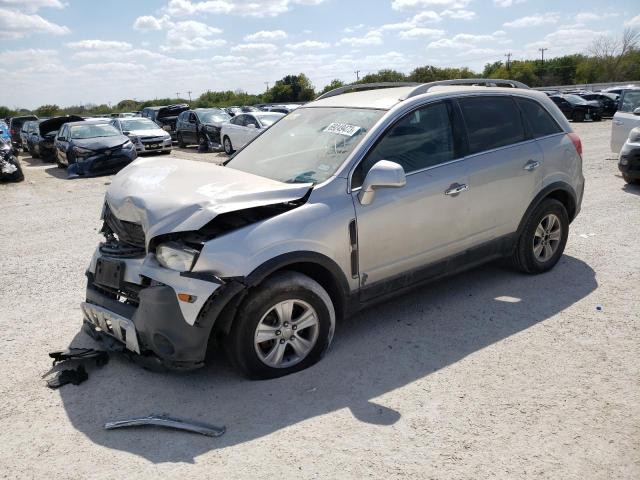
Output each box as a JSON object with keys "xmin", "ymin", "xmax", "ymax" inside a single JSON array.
[
  {"xmin": 633, "ymin": 107, "xmax": 640, "ymax": 116},
  {"xmin": 358, "ymin": 160, "xmax": 406, "ymax": 206},
  {"xmin": 247, "ymin": 124, "xmax": 257, "ymax": 129},
  {"xmin": 123, "ymin": 131, "xmax": 130, "ymax": 135}
]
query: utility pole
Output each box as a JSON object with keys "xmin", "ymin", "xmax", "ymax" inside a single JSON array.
[
  {"xmin": 354, "ymin": 70, "xmax": 360, "ymax": 81},
  {"xmin": 538, "ymin": 48, "xmax": 548, "ymax": 64},
  {"xmin": 264, "ymin": 81, "xmax": 270, "ymax": 91},
  {"xmin": 175, "ymin": 92, "xmax": 180, "ymax": 99},
  {"xmin": 504, "ymin": 52, "xmax": 512, "ymax": 72},
  {"xmin": 187, "ymin": 90, "xmax": 192, "ymax": 102}
]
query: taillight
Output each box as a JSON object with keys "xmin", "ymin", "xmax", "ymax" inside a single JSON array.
[{"xmin": 567, "ymin": 132, "xmax": 582, "ymax": 157}]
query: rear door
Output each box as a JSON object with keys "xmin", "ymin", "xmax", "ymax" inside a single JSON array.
[
  {"xmin": 611, "ymin": 90, "xmax": 640, "ymax": 153},
  {"xmin": 55, "ymin": 125, "xmax": 70, "ymax": 165},
  {"xmin": 458, "ymin": 95, "xmax": 543, "ymax": 245},
  {"xmin": 243, "ymin": 114, "xmax": 260, "ymax": 144}
]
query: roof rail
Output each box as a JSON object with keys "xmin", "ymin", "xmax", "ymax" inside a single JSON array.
[
  {"xmin": 406, "ymin": 78, "xmax": 530, "ymax": 98},
  {"xmin": 316, "ymin": 82, "xmax": 420, "ymax": 100}
]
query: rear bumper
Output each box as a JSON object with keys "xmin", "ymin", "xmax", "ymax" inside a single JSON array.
[{"xmin": 83, "ymin": 248, "xmax": 240, "ymax": 370}]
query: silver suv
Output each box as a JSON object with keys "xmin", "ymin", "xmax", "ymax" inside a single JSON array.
[{"xmin": 82, "ymin": 80, "xmax": 584, "ymax": 379}]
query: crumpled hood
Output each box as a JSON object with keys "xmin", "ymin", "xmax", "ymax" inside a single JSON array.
[{"xmin": 105, "ymin": 157, "xmax": 312, "ymax": 243}]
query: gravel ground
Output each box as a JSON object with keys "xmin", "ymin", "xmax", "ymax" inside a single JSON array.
[{"xmin": 0, "ymin": 122, "xmax": 638, "ymax": 479}]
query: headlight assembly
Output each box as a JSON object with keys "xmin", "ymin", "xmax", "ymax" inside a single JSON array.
[
  {"xmin": 73, "ymin": 146, "xmax": 93, "ymax": 157},
  {"xmin": 156, "ymin": 241, "xmax": 199, "ymax": 272},
  {"xmin": 627, "ymin": 128, "xmax": 640, "ymax": 144},
  {"xmin": 205, "ymin": 125, "xmax": 216, "ymax": 132},
  {"xmin": 123, "ymin": 141, "xmax": 135, "ymax": 149}
]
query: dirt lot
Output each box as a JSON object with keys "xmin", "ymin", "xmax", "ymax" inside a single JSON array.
[{"xmin": 0, "ymin": 122, "xmax": 638, "ymax": 479}]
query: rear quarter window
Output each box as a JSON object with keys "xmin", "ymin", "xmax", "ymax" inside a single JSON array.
[
  {"xmin": 620, "ymin": 90, "xmax": 640, "ymax": 113},
  {"xmin": 515, "ymin": 98, "xmax": 563, "ymax": 138},
  {"xmin": 458, "ymin": 96, "xmax": 526, "ymax": 154}
]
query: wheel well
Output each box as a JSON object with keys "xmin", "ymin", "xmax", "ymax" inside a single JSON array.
[
  {"xmin": 545, "ymin": 189, "xmax": 576, "ymax": 221},
  {"xmin": 267, "ymin": 262, "xmax": 347, "ymax": 321}
]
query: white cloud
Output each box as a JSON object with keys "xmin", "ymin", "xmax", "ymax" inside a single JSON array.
[
  {"xmin": 344, "ymin": 23, "xmax": 365, "ymax": 33},
  {"xmin": 133, "ymin": 15, "xmax": 169, "ymax": 31},
  {"xmin": 285, "ymin": 40, "xmax": 330, "ymax": 49},
  {"xmin": 427, "ymin": 30, "xmax": 510, "ymax": 49},
  {"xmin": 338, "ymin": 30, "xmax": 383, "ymax": 46},
  {"xmin": 162, "ymin": 20, "xmax": 225, "ymax": 51},
  {"xmin": 624, "ymin": 14, "xmax": 640, "ymax": 27},
  {"xmin": 0, "ymin": 48, "xmax": 58, "ymax": 65},
  {"xmin": 0, "ymin": 0, "xmax": 64, "ymax": 13},
  {"xmin": 504, "ymin": 12, "xmax": 559, "ymax": 28},
  {"xmin": 0, "ymin": 7, "xmax": 69, "ymax": 39},
  {"xmin": 66, "ymin": 40, "xmax": 133, "ymax": 50},
  {"xmin": 392, "ymin": 0, "xmax": 471, "ymax": 10},
  {"xmin": 525, "ymin": 27, "xmax": 608, "ymax": 55},
  {"xmin": 399, "ymin": 27, "xmax": 445, "ymax": 39},
  {"xmin": 164, "ymin": 0, "xmax": 328, "ymax": 18},
  {"xmin": 493, "ymin": 0, "xmax": 525, "ymax": 7},
  {"xmin": 441, "ymin": 9, "xmax": 475, "ymax": 20},
  {"xmin": 244, "ymin": 29, "xmax": 287, "ymax": 41},
  {"xmin": 230, "ymin": 42, "xmax": 278, "ymax": 53}
]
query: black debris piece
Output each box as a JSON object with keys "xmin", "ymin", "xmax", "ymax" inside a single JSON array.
[
  {"xmin": 47, "ymin": 366, "xmax": 88, "ymax": 389},
  {"xmin": 49, "ymin": 348, "xmax": 109, "ymax": 367}
]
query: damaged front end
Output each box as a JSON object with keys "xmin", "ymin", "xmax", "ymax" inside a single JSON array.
[{"xmin": 82, "ymin": 158, "xmax": 312, "ymax": 370}]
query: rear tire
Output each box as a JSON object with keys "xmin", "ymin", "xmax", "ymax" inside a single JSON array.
[
  {"xmin": 622, "ymin": 173, "xmax": 640, "ymax": 185},
  {"xmin": 223, "ymin": 136, "xmax": 234, "ymax": 155},
  {"xmin": 511, "ymin": 199, "xmax": 569, "ymax": 274},
  {"xmin": 177, "ymin": 132, "xmax": 187, "ymax": 148},
  {"xmin": 225, "ymin": 271, "xmax": 335, "ymax": 380}
]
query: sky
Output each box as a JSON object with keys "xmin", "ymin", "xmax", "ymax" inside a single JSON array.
[{"xmin": 0, "ymin": 0, "xmax": 638, "ymax": 109}]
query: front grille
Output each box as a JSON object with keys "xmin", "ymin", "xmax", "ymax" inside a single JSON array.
[
  {"xmin": 102, "ymin": 205, "xmax": 145, "ymax": 248},
  {"xmin": 141, "ymin": 137, "xmax": 166, "ymax": 144}
]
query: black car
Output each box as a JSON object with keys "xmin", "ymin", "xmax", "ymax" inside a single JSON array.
[
  {"xmin": 37, "ymin": 115, "xmax": 84, "ymax": 162},
  {"xmin": 54, "ymin": 121, "xmax": 137, "ymax": 177},
  {"xmin": 175, "ymin": 108, "xmax": 231, "ymax": 149},
  {"xmin": 141, "ymin": 104, "xmax": 189, "ymax": 140},
  {"xmin": 8, "ymin": 115, "xmax": 37, "ymax": 149},
  {"xmin": 0, "ymin": 137, "xmax": 23, "ymax": 182},
  {"xmin": 549, "ymin": 94, "xmax": 603, "ymax": 122},
  {"xmin": 579, "ymin": 92, "xmax": 619, "ymax": 117},
  {"xmin": 23, "ymin": 120, "xmax": 43, "ymax": 156}
]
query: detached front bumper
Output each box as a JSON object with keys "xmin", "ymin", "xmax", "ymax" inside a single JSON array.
[
  {"xmin": 82, "ymin": 248, "xmax": 241, "ymax": 370},
  {"xmin": 68, "ymin": 150, "xmax": 137, "ymax": 177}
]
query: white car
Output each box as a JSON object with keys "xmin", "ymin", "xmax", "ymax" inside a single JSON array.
[
  {"xmin": 610, "ymin": 88, "xmax": 640, "ymax": 153},
  {"xmin": 221, "ymin": 112, "xmax": 284, "ymax": 154},
  {"xmin": 110, "ymin": 117, "xmax": 172, "ymax": 155}
]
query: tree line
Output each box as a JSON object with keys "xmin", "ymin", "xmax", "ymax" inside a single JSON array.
[{"xmin": 2, "ymin": 28, "xmax": 638, "ymax": 119}]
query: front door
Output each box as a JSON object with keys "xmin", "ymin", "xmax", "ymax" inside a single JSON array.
[
  {"xmin": 352, "ymin": 101, "xmax": 471, "ymax": 301},
  {"xmin": 611, "ymin": 90, "xmax": 640, "ymax": 152}
]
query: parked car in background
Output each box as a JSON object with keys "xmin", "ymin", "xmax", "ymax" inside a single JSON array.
[
  {"xmin": 175, "ymin": 108, "xmax": 231, "ymax": 149},
  {"xmin": 549, "ymin": 94, "xmax": 602, "ymax": 122},
  {"xmin": 54, "ymin": 120, "xmax": 137, "ymax": 176},
  {"xmin": 8, "ymin": 115, "xmax": 37, "ymax": 149},
  {"xmin": 38, "ymin": 115, "xmax": 85, "ymax": 162},
  {"xmin": 225, "ymin": 106, "xmax": 243, "ymax": 117},
  {"xmin": 221, "ymin": 111, "xmax": 284, "ymax": 154},
  {"xmin": 142, "ymin": 104, "xmax": 189, "ymax": 140},
  {"xmin": 20, "ymin": 120, "xmax": 38, "ymax": 151},
  {"xmin": 0, "ymin": 121, "xmax": 10, "ymax": 146},
  {"xmin": 25, "ymin": 120, "xmax": 44, "ymax": 158},
  {"xmin": 579, "ymin": 92, "xmax": 619, "ymax": 117},
  {"xmin": 110, "ymin": 117, "xmax": 172, "ymax": 155},
  {"xmin": 618, "ymin": 127, "xmax": 640, "ymax": 185},
  {"xmin": 611, "ymin": 88, "xmax": 640, "ymax": 153},
  {"xmin": 0, "ymin": 137, "xmax": 23, "ymax": 182}
]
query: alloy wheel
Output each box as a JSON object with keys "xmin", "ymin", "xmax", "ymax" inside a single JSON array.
[
  {"xmin": 254, "ymin": 299, "xmax": 319, "ymax": 369},
  {"xmin": 533, "ymin": 213, "xmax": 562, "ymax": 262}
]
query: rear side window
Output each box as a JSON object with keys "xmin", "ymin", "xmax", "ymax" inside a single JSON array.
[
  {"xmin": 515, "ymin": 98, "xmax": 562, "ymax": 138},
  {"xmin": 620, "ymin": 90, "xmax": 640, "ymax": 113},
  {"xmin": 459, "ymin": 96, "xmax": 526, "ymax": 154}
]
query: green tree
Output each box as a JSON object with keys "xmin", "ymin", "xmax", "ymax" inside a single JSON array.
[
  {"xmin": 265, "ymin": 74, "xmax": 315, "ymax": 102},
  {"xmin": 0, "ymin": 106, "xmax": 17, "ymax": 119},
  {"xmin": 320, "ymin": 79, "xmax": 346, "ymax": 95},
  {"xmin": 359, "ymin": 69, "xmax": 407, "ymax": 83},
  {"xmin": 34, "ymin": 104, "xmax": 60, "ymax": 117}
]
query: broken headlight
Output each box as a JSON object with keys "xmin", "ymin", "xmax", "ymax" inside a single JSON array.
[
  {"xmin": 156, "ymin": 241, "xmax": 199, "ymax": 272},
  {"xmin": 74, "ymin": 146, "xmax": 93, "ymax": 157}
]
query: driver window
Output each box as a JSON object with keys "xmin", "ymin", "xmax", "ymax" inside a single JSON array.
[
  {"xmin": 232, "ymin": 115, "xmax": 244, "ymax": 126},
  {"xmin": 244, "ymin": 115, "xmax": 258, "ymax": 127},
  {"xmin": 353, "ymin": 101, "xmax": 455, "ymax": 188},
  {"xmin": 189, "ymin": 112, "xmax": 197, "ymax": 123}
]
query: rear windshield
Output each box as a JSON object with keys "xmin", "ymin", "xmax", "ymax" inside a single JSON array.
[
  {"xmin": 563, "ymin": 94, "xmax": 588, "ymax": 105},
  {"xmin": 198, "ymin": 111, "xmax": 231, "ymax": 123},
  {"xmin": 70, "ymin": 124, "xmax": 120, "ymax": 139},
  {"xmin": 258, "ymin": 114, "xmax": 284, "ymax": 126},
  {"xmin": 119, "ymin": 119, "xmax": 158, "ymax": 131}
]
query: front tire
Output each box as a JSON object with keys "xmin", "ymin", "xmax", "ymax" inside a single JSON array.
[
  {"xmin": 511, "ymin": 198, "xmax": 569, "ymax": 274},
  {"xmin": 623, "ymin": 173, "xmax": 640, "ymax": 185},
  {"xmin": 177, "ymin": 132, "xmax": 187, "ymax": 148},
  {"xmin": 223, "ymin": 136, "xmax": 234, "ymax": 155},
  {"xmin": 226, "ymin": 271, "xmax": 335, "ymax": 380}
]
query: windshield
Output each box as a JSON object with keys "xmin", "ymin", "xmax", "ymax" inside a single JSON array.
[
  {"xmin": 70, "ymin": 124, "xmax": 120, "ymax": 139},
  {"xmin": 120, "ymin": 119, "xmax": 158, "ymax": 131},
  {"xmin": 226, "ymin": 107, "xmax": 385, "ymax": 184},
  {"xmin": 564, "ymin": 94, "xmax": 588, "ymax": 105},
  {"xmin": 198, "ymin": 111, "xmax": 231, "ymax": 123},
  {"xmin": 257, "ymin": 114, "xmax": 284, "ymax": 126}
]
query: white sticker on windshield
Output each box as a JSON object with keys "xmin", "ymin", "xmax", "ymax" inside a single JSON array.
[{"xmin": 323, "ymin": 122, "xmax": 361, "ymax": 136}]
